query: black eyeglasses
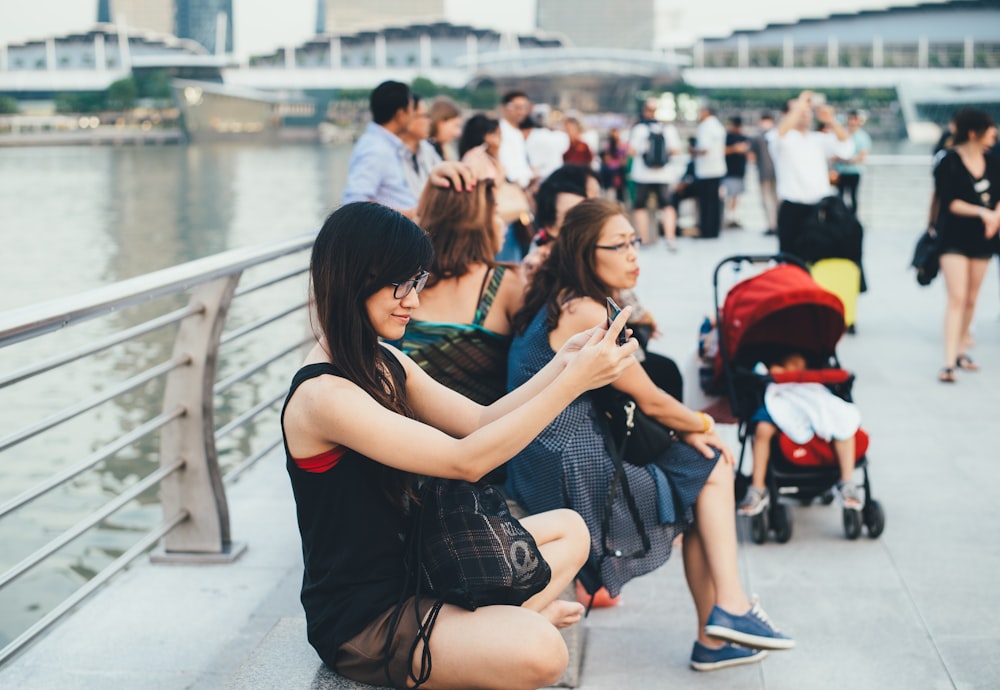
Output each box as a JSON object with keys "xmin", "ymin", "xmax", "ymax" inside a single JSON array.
[
  {"xmin": 390, "ymin": 271, "xmax": 430, "ymax": 299},
  {"xmin": 595, "ymin": 238, "xmax": 641, "ymax": 254}
]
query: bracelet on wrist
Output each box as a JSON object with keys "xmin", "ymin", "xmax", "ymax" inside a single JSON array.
[{"xmin": 696, "ymin": 412, "xmax": 715, "ymax": 434}]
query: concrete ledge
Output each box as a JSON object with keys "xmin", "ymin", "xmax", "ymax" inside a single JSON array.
[{"xmin": 224, "ymin": 618, "xmax": 391, "ymax": 690}]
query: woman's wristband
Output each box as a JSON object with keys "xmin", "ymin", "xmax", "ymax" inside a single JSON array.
[{"xmin": 696, "ymin": 412, "xmax": 715, "ymax": 434}]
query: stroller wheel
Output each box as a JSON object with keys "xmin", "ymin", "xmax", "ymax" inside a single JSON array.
[
  {"xmin": 863, "ymin": 499, "xmax": 885, "ymax": 538},
  {"xmin": 771, "ymin": 503, "xmax": 793, "ymax": 543},
  {"xmin": 820, "ymin": 490, "xmax": 835, "ymax": 505},
  {"xmin": 750, "ymin": 512, "xmax": 768, "ymax": 544},
  {"xmin": 843, "ymin": 508, "xmax": 863, "ymax": 540}
]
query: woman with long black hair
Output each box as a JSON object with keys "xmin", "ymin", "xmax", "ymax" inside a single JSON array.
[{"xmin": 281, "ymin": 201, "xmax": 638, "ymax": 689}]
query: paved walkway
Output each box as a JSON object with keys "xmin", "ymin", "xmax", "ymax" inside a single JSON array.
[{"xmin": 3, "ymin": 163, "xmax": 999, "ymax": 689}]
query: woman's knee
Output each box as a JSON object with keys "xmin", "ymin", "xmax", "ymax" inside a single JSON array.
[
  {"xmin": 518, "ymin": 624, "xmax": 569, "ymax": 687},
  {"xmin": 554, "ymin": 509, "xmax": 590, "ymax": 567}
]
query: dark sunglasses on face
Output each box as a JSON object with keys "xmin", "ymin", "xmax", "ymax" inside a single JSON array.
[{"xmin": 391, "ymin": 271, "xmax": 430, "ymax": 299}]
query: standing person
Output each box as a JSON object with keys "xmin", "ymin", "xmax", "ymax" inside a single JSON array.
[
  {"xmin": 751, "ymin": 113, "xmax": 780, "ymax": 236},
  {"xmin": 628, "ymin": 97, "xmax": 682, "ymax": 248},
  {"xmin": 341, "ymin": 81, "xmax": 418, "ymax": 215},
  {"xmin": 723, "ymin": 116, "xmax": 751, "ymax": 229},
  {"xmin": 600, "ymin": 127, "xmax": 629, "ymax": 203},
  {"xmin": 428, "ymin": 96, "xmax": 463, "ymax": 160},
  {"xmin": 771, "ymin": 91, "xmax": 853, "ymax": 255},
  {"xmin": 497, "ymin": 91, "xmax": 535, "ymax": 190},
  {"xmin": 691, "ymin": 106, "xmax": 727, "ymax": 239},
  {"xmin": 283, "ymin": 201, "xmax": 639, "ymax": 689},
  {"xmin": 508, "ymin": 198, "xmax": 795, "ymax": 672},
  {"xmin": 833, "ymin": 110, "xmax": 872, "ymax": 215},
  {"xmin": 399, "ymin": 94, "xmax": 443, "ymax": 200},
  {"xmin": 562, "ymin": 117, "xmax": 594, "ymax": 167},
  {"xmin": 933, "ymin": 108, "xmax": 999, "ymax": 383}
]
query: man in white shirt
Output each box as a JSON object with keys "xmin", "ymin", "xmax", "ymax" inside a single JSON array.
[
  {"xmin": 628, "ymin": 98, "xmax": 683, "ymax": 248},
  {"xmin": 691, "ymin": 106, "xmax": 727, "ymax": 238},
  {"xmin": 497, "ymin": 91, "xmax": 535, "ymax": 189},
  {"xmin": 772, "ymin": 91, "xmax": 854, "ymax": 254}
]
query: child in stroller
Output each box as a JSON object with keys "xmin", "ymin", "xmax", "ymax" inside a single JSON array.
[
  {"xmin": 704, "ymin": 255, "xmax": 885, "ymax": 542},
  {"xmin": 738, "ymin": 349, "xmax": 864, "ymax": 517}
]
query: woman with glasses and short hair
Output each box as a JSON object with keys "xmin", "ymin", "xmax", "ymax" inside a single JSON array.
[{"xmin": 507, "ymin": 198, "xmax": 795, "ymax": 672}]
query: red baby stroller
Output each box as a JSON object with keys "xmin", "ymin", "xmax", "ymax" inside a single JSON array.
[{"xmin": 705, "ymin": 254, "xmax": 885, "ymax": 543}]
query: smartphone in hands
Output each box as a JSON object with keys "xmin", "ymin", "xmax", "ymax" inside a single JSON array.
[{"xmin": 606, "ymin": 297, "xmax": 628, "ymax": 346}]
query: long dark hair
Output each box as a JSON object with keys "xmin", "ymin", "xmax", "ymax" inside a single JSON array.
[
  {"xmin": 458, "ymin": 113, "xmax": 499, "ymax": 158},
  {"xmin": 310, "ymin": 202, "xmax": 433, "ymax": 504},
  {"xmin": 513, "ymin": 198, "xmax": 625, "ymax": 334}
]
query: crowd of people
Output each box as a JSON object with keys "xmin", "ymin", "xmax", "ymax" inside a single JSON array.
[{"xmin": 282, "ymin": 79, "xmax": 998, "ymax": 689}]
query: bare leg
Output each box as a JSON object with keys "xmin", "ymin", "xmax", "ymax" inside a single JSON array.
[
  {"xmin": 832, "ymin": 436, "xmax": 856, "ymax": 484},
  {"xmin": 687, "ymin": 461, "xmax": 750, "ymax": 616},
  {"xmin": 416, "ymin": 604, "xmax": 570, "ymax": 689},
  {"xmin": 682, "ymin": 526, "xmax": 718, "ymax": 646},
  {"xmin": 941, "ymin": 254, "xmax": 970, "ymax": 369},
  {"xmin": 662, "ymin": 205, "xmax": 677, "ymax": 243},
  {"xmin": 518, "ymin": 509, "xmax": 588, "ymax": 623},
  {"xmin": 750, "ymin": 422, "xmax": 777, "ymax": 490},
  {"xmin": 633, "ymin": 207, "xmax": 651, "ymax": 245},
  {"xmin": 958, "ymin": 258, "xmax": 990, "ymax": 360}
]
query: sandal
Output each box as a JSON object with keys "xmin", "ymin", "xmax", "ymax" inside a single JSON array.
[
  {"xmin": 938, "ymin": 367, "xmax": 956, "ymax": 383},
  {"xmin": 956, "ymin": 354, "xmax": 979, "ymax": 371}
]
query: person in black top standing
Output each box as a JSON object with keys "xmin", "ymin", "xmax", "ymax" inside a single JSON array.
[
  {"xmin": 723, "ymin": 116, "xmax": 751, "ymax": 229},
  {"xmin": 933, "ymin": 108, "xmax": 999, "ymax": 383},
  {"xmin": 281, "ymin": 201, "xmax": 639, "ymax": 688}
]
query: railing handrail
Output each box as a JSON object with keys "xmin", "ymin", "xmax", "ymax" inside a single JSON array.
[
  {"xmin": 0, "ymin": 232, "xmax": 316, "ymax": 348},
  {"xmin": 0, "ymin": 231, "xmax": 317, "ymax": 665}
]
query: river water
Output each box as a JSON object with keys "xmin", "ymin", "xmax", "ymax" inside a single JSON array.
[
  {"xmin": 0, "ymin": 139, "xmax": 935, "ymax": 647},
  {"xmin": 0, "ymin": 142, "xmax": 356, "ymax": 647}
]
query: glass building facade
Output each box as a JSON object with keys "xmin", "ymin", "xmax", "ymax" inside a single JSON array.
[{"xmin": 175, "ymin": 0, "xmax": 233, "ymax": 55}]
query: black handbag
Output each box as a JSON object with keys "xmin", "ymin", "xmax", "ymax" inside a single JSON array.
[
  {"xmin": 911, "ymin": 227, "xmax": 942, "ymax": 286},
  {"xmin": 412, "ymin": 478, "xmax": 551, "ymax": 610},
  {"xmin": 384, "ymin": 478, "xmax": 551, "ymax": 688},
  {"xmin": 593, "ymin": 387, "xmax": 674, "ymax": 467}
]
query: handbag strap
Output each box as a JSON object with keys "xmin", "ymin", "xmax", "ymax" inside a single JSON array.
[
  {"xmin": 383, "ymin": 481, "xmax": 445, "ymax": 690},
  {"xmin": 598, "ymin": 403, "xmax": 651, "ymax": 560}
]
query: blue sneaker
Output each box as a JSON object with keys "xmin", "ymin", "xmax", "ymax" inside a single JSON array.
[
  {"xmin": 690, "ymin": 640, "xmax": 767, "ymax": 671},
  {"xmin": 704, "ymin": 596, "xmax": 795, "ymax": 650}
]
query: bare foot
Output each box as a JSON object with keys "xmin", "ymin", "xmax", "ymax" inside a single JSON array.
[{"xmin": 539, "ymin": 599, "xmax": 584, "ymax": 629}]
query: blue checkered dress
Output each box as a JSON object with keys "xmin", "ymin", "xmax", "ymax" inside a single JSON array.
[{"xmin": 506, "ymin": 309, "xmax": 718, "ymax": 597}]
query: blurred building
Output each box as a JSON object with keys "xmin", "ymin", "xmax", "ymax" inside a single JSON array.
[
  {"xmin": 322, "ymin": 0, "xmax": 446, "ymax": 33},
  {"xmin": 175, "ymin": 0, "xmax": 233, "ymax": 55},
  {"xmin": 111, "ymin": 0, "xmax": 174, "ymax": 36},
  {"xmin": 536, "ymin": 0, "xmax": 656, "ymax": 50}
]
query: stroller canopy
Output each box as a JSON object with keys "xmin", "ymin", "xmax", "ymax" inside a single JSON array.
[{"xmin": 718, "ymin": 263, "xmax": 845, "ymax": 371}]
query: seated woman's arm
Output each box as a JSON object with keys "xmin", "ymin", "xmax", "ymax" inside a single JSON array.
[
  {"xmin": 285, "ymin": 315, "xmax": 638, "ymax": 482},
  {"xmin": 401, "ymin": 316, "xmax": 622, "ymax": 437}
]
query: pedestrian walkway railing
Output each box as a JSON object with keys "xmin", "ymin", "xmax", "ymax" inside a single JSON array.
[{"xmin": 0, "ymin": 233, "xmax": 316, "ymax": 664}]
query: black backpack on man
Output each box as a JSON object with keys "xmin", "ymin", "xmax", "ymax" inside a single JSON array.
[{"xmin": 642, "ymin": 123, "xmax": 670, "ymax": 168}]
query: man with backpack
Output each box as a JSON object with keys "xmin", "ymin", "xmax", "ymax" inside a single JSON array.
[{"xmin": 628, "ymin": 97, "xmax": 682, "ymax": 249}]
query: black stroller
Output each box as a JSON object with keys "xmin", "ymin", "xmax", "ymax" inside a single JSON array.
[{"xmin": 705, "ymin": 254, "xmax": 886, "ymax": 543}]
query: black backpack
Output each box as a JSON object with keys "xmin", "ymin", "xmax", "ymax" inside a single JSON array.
[{"xmin": 642, "ymin": 123, "xmax": 670, "ymax": 168}]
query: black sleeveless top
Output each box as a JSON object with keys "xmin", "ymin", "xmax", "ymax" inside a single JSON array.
[{"xmin": 281, "ymin": 356, "xmax": 412, "ymax": 666}]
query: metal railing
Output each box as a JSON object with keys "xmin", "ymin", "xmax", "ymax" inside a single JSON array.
[{"xmin": 0, "ymin": 233, "xmax": 316, "ymax": 664}]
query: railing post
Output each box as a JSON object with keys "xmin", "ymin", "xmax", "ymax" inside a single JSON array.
[{"xmin": 154, "ymin": 274, "xmax": 246, "ymax": 563}]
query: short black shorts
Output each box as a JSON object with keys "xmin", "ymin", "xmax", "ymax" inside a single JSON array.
[{"xmin": 633, "ymin": 182, "xmax": 671, "ymax": 209}]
